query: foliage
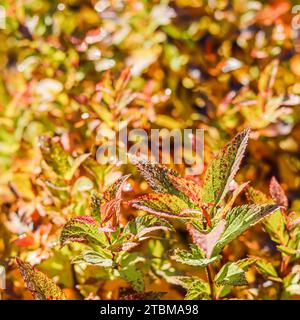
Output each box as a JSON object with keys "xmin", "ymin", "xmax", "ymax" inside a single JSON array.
[{"xmin": 0, "ymin": 0, "xmax": 300, "ymax": 300}]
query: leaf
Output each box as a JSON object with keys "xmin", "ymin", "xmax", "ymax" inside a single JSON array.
[
  {"xmin": 203, "ymin": 128, "xmax": 250, "ymax": 208},
  {"xmin": 277, "ymin": 245, "xmax": 300, "ymax": 256},
  {"xmin": 130, "ymin": 193, "xmax": 189, "ymax": 219},
  {"xmin": 215, "ymin": 262, "xmax": 248, "ymax": 286},
  {"xmin": 170, "ymin": 244, "xmax": 220, "ymax": 267},
  {"xmin": 71, "ymin": 249, "xmax": 113, "ymax": 267},
  {"xmin": 247, "ymin": 187, "xmax": 288, "ymax": 245},
  {"xmin": 186, "ymin": 220, "xmax": 226, "ymax": 258},
  {"xmin": 269, "ymin": 177, "xmax": 288, "ymax": 207},
  {"xmin": 104, "ymin": 174, "xmax": 131, "ymax": 201},
  {"xmin": 39, "ymin": 136, "xmax": 71, "ymax": 177},
  {"xmin": 39, "ymin": 136, "xmax": 89, "ymax": 180},
  {"xmin": 16, "ymin": 258, "xmax": 66, "ymax": 300},
  {"xmin": 212, "ymin": 204, "xmax": 279, "ymax": 256},
  {"xmin": 103, "ymin": 174, "xmax": 130, "ymax": 224},
  {"xmin": 120, "ymin": 291, "xmax": 166, "ymax": 300},
  {"xmin": 168, "ymin": 174, "xmax": 202, "ymax": 207},
  {"xmin": 73, "ymin": 176, "xmax": 94, "ymax": 192},
  {"xmin": 216, "ymin": 182, "xmax": 250, "ymax": 220},
  {"xmin": 185, "ymin": 279, "xmax": 210, "ymax": 300},
  {"xmin": 119, "ymin": 255, "xmax": 145, "ymax": 292},
  {"xmin": 60, "ymin": 216, "xmax": 108, "ymax": 247},
  {"xmin": 169, "ymin": 276, "xmax": 210, "ymax": 300},
  {"xmin": 246, "ymin": 187, "xmax": 271, "ymax": 204},
  {"xmin": 264, "ymin": 210, "xmax": 289, "ymax": 245},
  {"xmin": 123, "ymin": 215, "xmax": 173, "ymax": 240},
  {"xmin": 131, "ymin": 156, "xmax": 190, "ymax": 203},
  {"xmin": 255, "ymin": 259, "xmax": 279, "ymax": 278},
  {"xmin": 65, "ymin": 153, "xmax": 90, "ymax": 180},
  {"xmin": 236, "ymin": 258, "xmax": 257, "ymax": 270},
  {"xmin": 258, "ymin": 59, "xmax": 278, "ymax": 96},
  {"xmin": 90, "ymin": 193, "xmax": 102, "ymax": 223}
]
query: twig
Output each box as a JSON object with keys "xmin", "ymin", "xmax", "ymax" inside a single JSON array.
[{"xmin": 206, "ymin": 264, "xmax": 216, "ymax": 300}]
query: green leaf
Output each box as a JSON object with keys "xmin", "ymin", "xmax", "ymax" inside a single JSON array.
[
  {"xmin": 123, "ymin": 215, "xmax": 173, "ymax": 240},
  {"xmin": 246, "ymin": 187, "xmax": 288, "ymax": 245},
  {"xmin": 170, "ymin": 244, "xmax": 220, "ymax": 267},
  {"xmin": 39, "ymin": 136, "xmax": 71, "ymax": 177},
  {"xmin": 255, "ymin": 259, "xmax": 279, "ymax": 278},
  {"xmin": 203, "ymin": 128, "xmax": 250, "ymax": 207},
  {"xmin": 130, "ymin": 193, "xmax": 189, "ymax": 219},
  {"xmin": 236, "ymin": 258, "xmax": 257, "ymax": 270},
  {"xmin": 39, "ymin": 136, "xmax": 89, "ymax": 181},
  {"xmin": 119, "ymin": 254, "xmax": 145, "ymax": 292},
  {"xmin": 60, "ymin": 216, "xmax": 108, "ymax": 247},
  {"xmin": 169, "ymin": 276, "xmax": 210, "ymax": 300},
  {"xmin": 277, "ymin": 245, "xmax": 300, "ymax": 256},
  {"xmin": 90, "ymin": 193, "xmax": 102, "ymax": 223},
  {"xmin": 65, "ymin": 153, "xmax": 90, "ymax": 181},
  {"xmin": 120, "ymin": 265, "xmax": 145, "ymax": 292},
  {"xmin": 246, "ymin": 187, "xmax": 271, "ymax": 204},
  {"xmin": 72, "ymin": 249, "xmax": 113, "ymax": 267},
  {"xmin": 212, "ymin": 204, "xmax": 279, "ymax": 256},
  {"xmin": 215, "ymin": 262, "xmax": 248, "ymax": 286},
  {"xmin": 16, "ymin": 258, "xmax": 66, "ymax": 300},
  {"xmin": 185, "ymin": 279, "xmax": 210, "ymax": 300},
  {"xmin": 264, "ymin": 210, "xmax": 289, "ymax": 245},
  {"xmin": 73, "ymin": 176, "xmax": 94, "ymax": 192}
]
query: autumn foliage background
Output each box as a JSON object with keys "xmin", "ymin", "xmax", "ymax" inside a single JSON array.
[{"xmin": 0, "ymin": 0, "xmax": 300, "ymax": 300}]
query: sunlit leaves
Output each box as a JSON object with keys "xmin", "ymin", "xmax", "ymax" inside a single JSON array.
[
  {"xmin": 167, "ymin": 174, "xmax": 202, "ymax": 207},
  {"xmin": 119, "ymin": 253, "xmax": 145, "ymax": 292},
  {"xmin": 255, "ymin": 259, "xmax": 279, "ymax": 280},
  {"xmin": 16, "ymin": 258, "xmax": 66, "ymax": 300},
  {"xmin": 39, "ymin": 136, "xmax": 90, "ymax": 181},
  {"xmin": 203, "ymin": 128, "xmax": 250, "ymax": 208},
  {"xmin": 72, "ymin": 249, "xmax": 113, "ymax": 267},
  {"xmin": 247, "ymin": 186, "xmax": 289, "ymax": 245},
  {"xmin": 123, "ymin": 215, "xmax": 173, "ymax": 240},
  {"xmin": 215, "ymin": 262, "xmax": 248, "ymax": 286},
  {"xmin": 60, "ymin": 216, "xmax": 108, "ymax": 247},
  {"xmin": 212, "ymin": 204, "xmax": 279, "ymax": 256},
  {"xmin": 172, "ymin": 277, "xmax": 210, "ymax": 300},
  {"xmin": 131, "ymin": 157, "xmax": 190, "ymax": 204},
  {"xmin": 170, "ymin": 245, "xmax": 220, "ymax": 267},
  {"xmin": 130, "ymin": 193, "xmax": 189, "ymax": 219}
]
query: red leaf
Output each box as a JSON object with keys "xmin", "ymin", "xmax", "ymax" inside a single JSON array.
[
  {"xmin": 13, "ymin": 234, "xmax": 35, "ymax": 247},
  {"xmin": 269, "ymin": 177, "xmax": 288, "ymax": 207}
]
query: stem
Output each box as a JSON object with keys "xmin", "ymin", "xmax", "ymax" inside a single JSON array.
[{"xmin": 206, "ymin": 265, "xmax": 215, "ymax": 300}]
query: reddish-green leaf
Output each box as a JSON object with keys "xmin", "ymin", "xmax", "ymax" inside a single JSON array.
[
  {"xmin": 60, "ymin": 216, "xmax": 108, "ymax": 247},
  {"xmin": 16, "ymin": 258, "xmax": 66, "ymax": 300},
  {"xmin": 130, "ymin": 193, "xmax": 190, "ymax": 219},
  {"xmin": 269, "ymin": 176, "xmax": 288, "ymax": 208},
  {"xmin": 187, "ymin": 220, "xmax": 226, "ymax": 258},
  {"xmin": 168, "ymin": 174, "xmax": 202, "ymax": 207},
  {"xmin": 203, "ymin": 129, "xmax": 250, "ymax": 208}
]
